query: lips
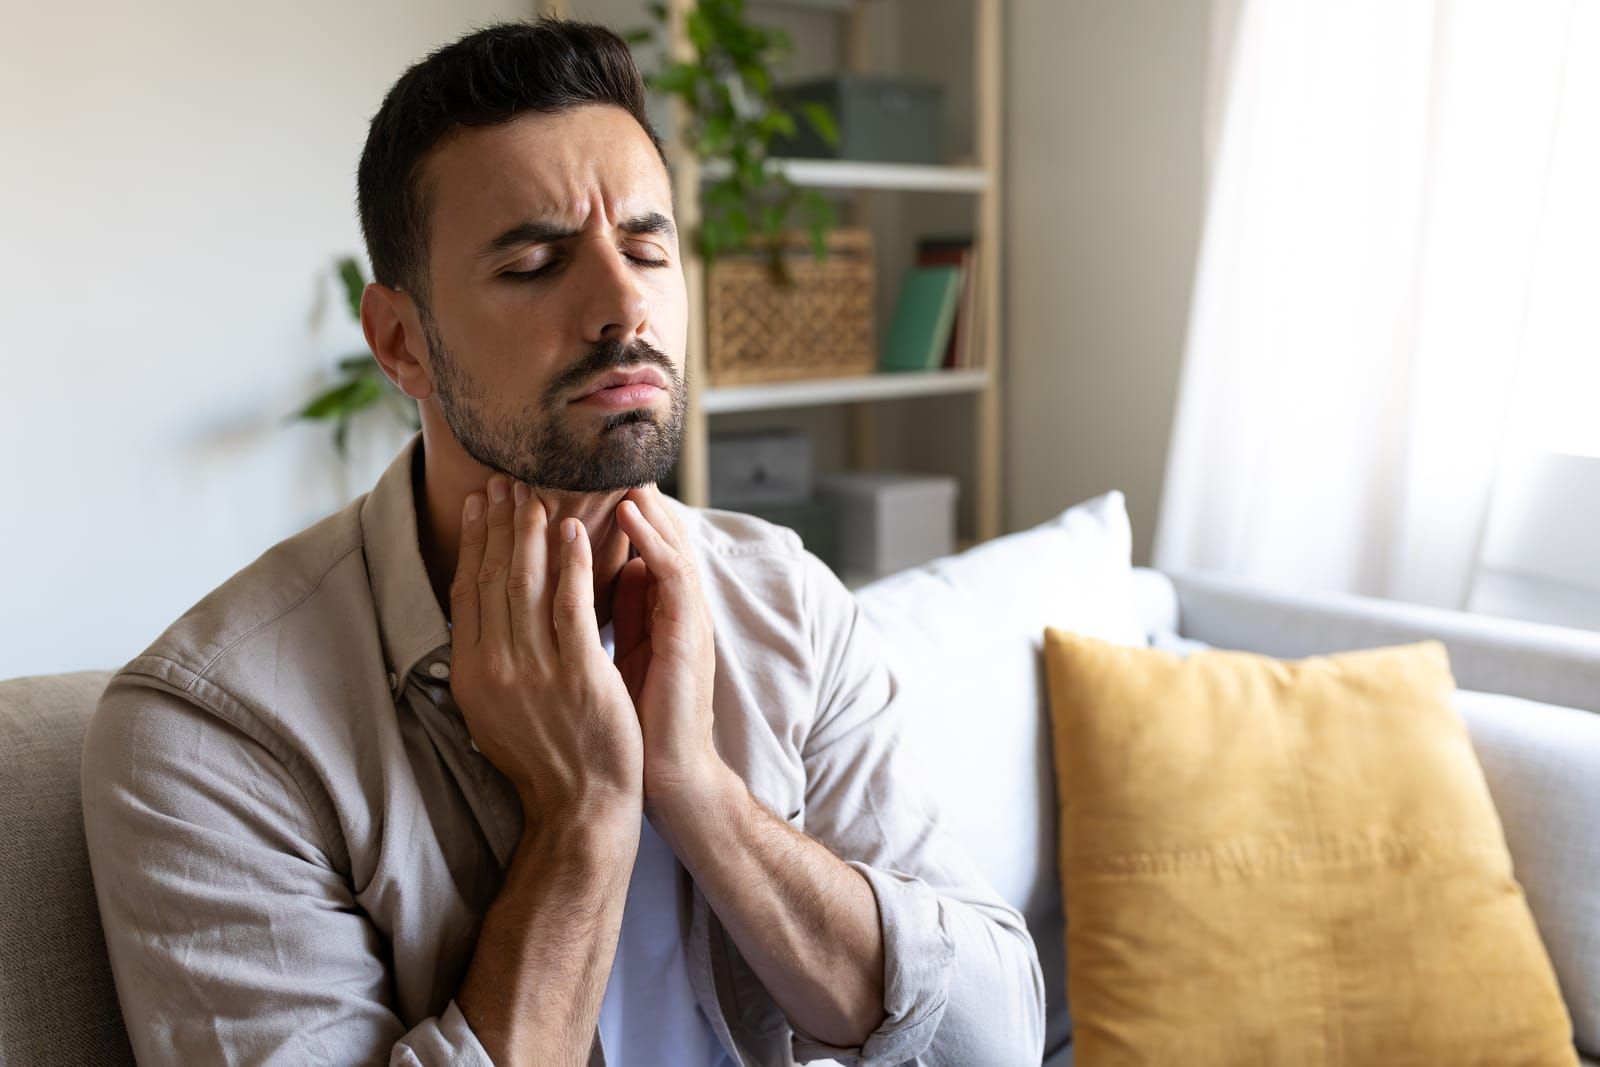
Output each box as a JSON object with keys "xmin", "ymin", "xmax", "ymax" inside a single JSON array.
[{"xmin": 573, "ymin": 367, "xmax": 669, "ymax": 400}]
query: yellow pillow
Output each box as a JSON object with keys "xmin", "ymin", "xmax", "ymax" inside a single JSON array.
[{"xmin": 1042, "ymin": 630, "xmax": 1576, "ymax": 1065}]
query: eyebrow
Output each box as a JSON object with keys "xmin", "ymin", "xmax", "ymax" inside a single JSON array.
[{"xmin": 476, "ymin": 211, "xmax": 677, "ymax": 260}]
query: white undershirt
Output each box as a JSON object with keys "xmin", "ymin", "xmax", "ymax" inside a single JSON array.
[{"xmin": 596, "ymin": 621, "xmax": 735, "ymax": 1066}]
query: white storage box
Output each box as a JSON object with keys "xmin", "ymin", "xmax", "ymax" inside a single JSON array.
[{"xmin": 818, "ymin": 471, "xmax": 958, "ymax": 578}]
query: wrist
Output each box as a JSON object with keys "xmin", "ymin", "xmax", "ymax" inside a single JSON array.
[
  {"xmin": 518, "ymin": 789, "xmax": 640, "ymax": 850},
  {"xmin": 646, "ymin": 755, "xmax": 743, "ymax": 846}
]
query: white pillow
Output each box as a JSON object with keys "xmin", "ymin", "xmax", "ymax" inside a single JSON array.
[{"xmin": 853, "ymin": 490, "xmax": 1145, "ymax": 1054}]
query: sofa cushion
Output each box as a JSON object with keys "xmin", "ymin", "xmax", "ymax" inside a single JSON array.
[
  {"xmin": 1456, "ymin": 688, "xmax": 1600, "ymax": 1058},
  {"xmin": 0, "ymin": 671, "xmax": 134, "ymax": 1065},
  {"xmin": 1042, "ymin": 633, "xmax": 1576, "ymax": 1065},
  {"xmin": 855, "ymin": 489, "xmax": 1146, "ymax": 1057}
]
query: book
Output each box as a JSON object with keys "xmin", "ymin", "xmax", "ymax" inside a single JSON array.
[
  {"xmin": 916, "ymin": 237, "xmax": 977, "ymax": 368},
  {"xmin": 881, "ymin": 265, "xmax": 964, "ymax": 373}
]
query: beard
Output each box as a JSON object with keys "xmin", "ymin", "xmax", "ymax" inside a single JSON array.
[{"xmin": 419, "ymin": 306, "xmax": 686, "ymax": 493}]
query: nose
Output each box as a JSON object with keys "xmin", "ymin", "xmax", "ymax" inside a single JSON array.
[{"xmin": 575, "ymin": 238, "xmax": 651, "ymax": 346}]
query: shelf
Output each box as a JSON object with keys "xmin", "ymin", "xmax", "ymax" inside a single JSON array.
[
  {"xmin": 698, "ymin": 157, "xmax": 990, "ymax": 194},
  {"xmin": 702, "ymin": 368, "xmax": 989, "ymax": 414},
  {"xmin": 746, "ymin": 0, "xmax": 861, "ymax": 9}
]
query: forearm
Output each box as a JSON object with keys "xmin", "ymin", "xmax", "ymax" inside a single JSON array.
[
  {"xmin": 651, "ymin": 765, "xmax": 886, "ymax": 1048},
  {"xmin": 456, "ymin": 816, "xmax": 638, "ymax": 1067}
]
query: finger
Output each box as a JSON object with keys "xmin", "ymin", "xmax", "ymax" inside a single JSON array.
[
  {"xmin": 611, "ymin": 556, "xmax": 651, "ymax": 660},
  {"xmin": 615, "ymin": 497, "xmax": 696, "ymax": 613},
  {"xmin": 449, "ymin": 492, "xmax": 487, "ymax": 648},
  {"xmin": 629, "ymin": 485, "xmax": 690, "ymax": 553},
  {"xmin": 477, "ymin": 474, "xmax": 515, "ymax": 650},
  {"xmin": 553, "ymin": 517, "xmax": 605, "ymax": 667},
  {"xmin": 507, "ymin": 483, "xmax": 553, "ymax": 656}
]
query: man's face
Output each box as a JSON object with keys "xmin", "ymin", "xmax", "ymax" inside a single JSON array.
[{"xmin": 414, "ymin": 104, "xmax": 688, "ymax": 492}]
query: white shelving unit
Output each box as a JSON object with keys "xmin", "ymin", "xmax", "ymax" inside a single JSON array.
[
  {"xmin": 700, "ymin": 157, "xmax": 991, "ymax": 193},
  {"xmin": 703, "ymin": 368, "xmax": 989, "ymax": 415},
  {"xmin": 545, "ymin": 0, "xmax": 1005, "ymax": 542}
]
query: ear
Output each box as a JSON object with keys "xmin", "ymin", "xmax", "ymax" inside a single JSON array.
[{"xmin": 360, "ymin": 282, "xmax": 435, "ymax": 401}]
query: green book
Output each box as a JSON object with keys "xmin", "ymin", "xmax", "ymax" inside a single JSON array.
[{"xmin": 880, "ymin": 265, "xmax": 964, "ymax": 373}]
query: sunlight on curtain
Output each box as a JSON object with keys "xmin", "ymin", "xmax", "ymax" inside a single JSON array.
[
  {"xmin": 1500, "ymin": 1, "xmax": 1600, "ymax": 462},
  {"xmin": 1153, "ymin": 0, "xmax": 1594, "ymax": 613}
]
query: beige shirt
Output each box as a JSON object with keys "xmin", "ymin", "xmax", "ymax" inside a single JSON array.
[{"xmin": 81, "ymin": 433, "xmax": 1044, "ymax": 1066}]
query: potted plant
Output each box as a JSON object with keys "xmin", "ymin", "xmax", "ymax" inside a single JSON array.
[
  {"xmin": 632, "ymin": 0, "xmax": 876, "ymax": 386},
  {"xmin": 628, "ymin": 0, "xmax": 841, "ymax": 269},
  {"xmin": 291, "ymin": 256, "xmax": 418, "ymax": 456}
]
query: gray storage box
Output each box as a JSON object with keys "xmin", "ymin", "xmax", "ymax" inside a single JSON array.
[
  {"xmin": 709, "ymin": 430, "xmax": 813, "ymax": 509},
  {"xmin": 775, "ymin": 75, "xmax": 944, "ymax": 165},
  {"xmin": 818, "ymin": 470, "xmax": 958, "ymax": 578}
]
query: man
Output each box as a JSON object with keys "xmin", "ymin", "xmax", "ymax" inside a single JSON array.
[{"xmin": 80, "ymin": 18, "xmax": 1044, "ymax": 1066}]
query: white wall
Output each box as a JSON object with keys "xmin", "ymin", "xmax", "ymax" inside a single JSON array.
[
  {"xmin": 1004, "ymin": 0, "xmax": 1210, "ymax": 564},
  {"xmin": 1, "ymin": 0, "xmax": 534, "ymax": 679},
  {"xmin": 2, "ymin": 0, "xmax": 1213, "ymax": 678}
]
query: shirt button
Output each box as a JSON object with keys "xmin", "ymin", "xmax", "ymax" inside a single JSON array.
[
  {"xmin": 427, "ymin": 661, "xmax": 451, "ymax": 680},
  {"xmin": 387, "ymin": 671, "xmax": 397, "ymax": 690}
]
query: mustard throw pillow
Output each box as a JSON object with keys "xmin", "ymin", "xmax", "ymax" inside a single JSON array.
[{"xmin": 1042, "ymin": 630, "xmax": 1576, "ymax": 1065}]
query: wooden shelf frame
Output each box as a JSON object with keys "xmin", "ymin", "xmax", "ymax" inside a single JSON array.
[{"xmin": 613, "ymin": 0, "xmax": 1004, "ymax": 541}]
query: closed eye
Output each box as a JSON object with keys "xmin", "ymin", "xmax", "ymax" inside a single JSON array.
[{"xmin": 503, "ymin": 253, "xmax": 671, "ymax": 282}]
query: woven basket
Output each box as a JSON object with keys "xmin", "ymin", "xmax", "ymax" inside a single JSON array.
[{"xmin": 705, "ymin": 228, "xmax": 875, "ymax": 386}]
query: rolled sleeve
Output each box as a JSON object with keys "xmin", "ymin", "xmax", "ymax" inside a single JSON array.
[
  {"xmin": 390, "ymin": 999, "xmax": 493, "ymax": 1065},
  {"xmin": 793, "ymin": 552, "xmax": 1046, "ymax": 1065},
  {"xmin": 789, "ymin": 862, "xmax": 955, "ymax": 1065}
]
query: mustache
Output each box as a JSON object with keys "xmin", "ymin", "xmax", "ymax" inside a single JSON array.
[{"xmin": 545, "ymin": 338, "xmax": 679, "ymax": 402}]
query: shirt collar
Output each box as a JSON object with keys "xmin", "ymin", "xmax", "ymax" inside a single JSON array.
[{"xmin": 360, "ymin": 432, "xmax": 452, "ymax": 690}]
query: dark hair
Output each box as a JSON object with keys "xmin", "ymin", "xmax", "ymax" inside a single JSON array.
[{"xmin": 356, "ymin": 18, "xmax": 666, "ymax": 306}]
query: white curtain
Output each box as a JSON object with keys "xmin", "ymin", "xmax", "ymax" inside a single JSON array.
[{"xmin": 1152, "ymin": 0, "xmax": 1585, "ymax": 609}]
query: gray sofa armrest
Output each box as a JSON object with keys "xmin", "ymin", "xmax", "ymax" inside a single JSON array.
[{"xmin": 1160, "ymin": 568, "xmax": 1600, "ymax": 714}]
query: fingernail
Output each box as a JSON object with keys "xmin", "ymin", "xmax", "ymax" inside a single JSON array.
[
  {"xmin": 514, "ymin": 482, "xmax": 528, "ymax": 505},
  {"xmin": 562, "ymin": 518, "xmax": 578, "ymax": 543},
  {"xmin": 465, "ymin": 495, "xmax": 483, "ymax": 520},
  {"xmin": 489, "ymin": 478, "xmax": 507, "ymax": 504}
]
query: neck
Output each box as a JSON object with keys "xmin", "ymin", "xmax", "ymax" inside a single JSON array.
[{"xmin": 413, "ymin": 431, "xmax": 636, "ymax": 632}]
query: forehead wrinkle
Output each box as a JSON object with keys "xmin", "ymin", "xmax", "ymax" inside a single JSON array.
[{"xmin": 431, "ymin": 111, "xmax": 674, "ymax": 269}]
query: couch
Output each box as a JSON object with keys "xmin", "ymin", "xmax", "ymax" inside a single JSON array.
[{"xmin": 2, "ymin": 494, "xmax": 1597, "ymax": 1065}]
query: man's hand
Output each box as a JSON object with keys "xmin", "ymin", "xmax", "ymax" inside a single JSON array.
[
  {"xmin": 449, "ymin": 473, "xmax": 642, "ymax": 824},
  {"xmin": 610, "ymin": 484, "xmax": 724, "ymax": 815}
]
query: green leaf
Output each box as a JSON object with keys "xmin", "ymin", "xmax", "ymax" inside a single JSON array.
[
  {"xmin": 336, "ymin": 257, "xmax": 365, "ymax": 321},
  {"xmin": 799, "ymin": 101, "xmax": 839, "ymax": 146},
  {"xmin": 296, "ymin": 380, "xmax": 364, "ymax": 421},
  {"xmin": 686, "ymin": 9, "xmax": 713, "ymax": 53},
  {"xmin": 804, "ymin": 189, "xmax": 835, "ymax": 226},
  {"xmin": 337, "ymin": 353, "xmax": 373, "ymax": 373},
  {"xmin": 740, "ymin": 62, "xmax": 770, "ymax": 97},
  {"xmin": 760, "ymin": 200, "xmax": 786, "ymax": 234},
  {"xmin": 726, "ymin": 204, "xmax": 751, "ymax": 246},
  {"xmin": 702, "ymin": 112, "xmax": 734, "ymax": 154},
  {"xmin": 758, "ymin": 109, "xmax": 796, "ymax": 139},
  {"xmin": 349, "ymin": 373, "xmax": 384, "ymax": 408},
  {"xmin": 655, "ymin": 62, "xmax": 699, "ymax": 95},
  {"xmin": 296, "ymin": 371, "xmax": 385, "ymax": 422},
  {"xmin": 622, "ymin": 27, "xmax": 654, "ymax": 45},
  {"xmin": 647, "ymin": 1, "xmax": 666, "ymax": 22}
]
